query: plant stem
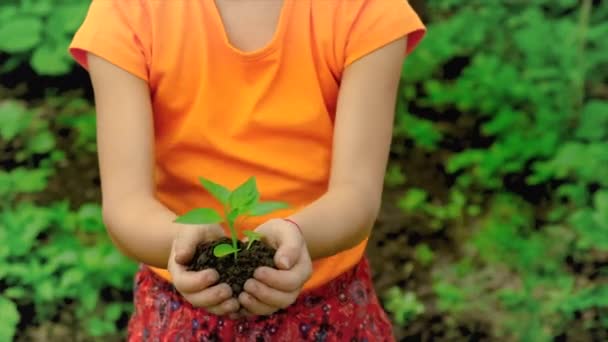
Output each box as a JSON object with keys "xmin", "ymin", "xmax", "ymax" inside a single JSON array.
[{"xmin": 228, "ymin": 219, "xmax": 238, "ymax": 261}]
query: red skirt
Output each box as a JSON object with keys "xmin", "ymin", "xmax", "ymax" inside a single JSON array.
[{"xmin": 127, "ymin": 257, "xmax": 394, "ymax": 341}]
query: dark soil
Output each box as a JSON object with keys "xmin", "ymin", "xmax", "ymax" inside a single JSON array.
[{"xmin": 188, "ymin": 237, "xmax": 276, "ymax": 295}]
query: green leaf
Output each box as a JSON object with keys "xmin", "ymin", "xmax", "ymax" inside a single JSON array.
[
  {"xmin": 229, "ymin": 177, "xmax": 259, "ymax": 211},
  {"xmin": 37, "ymin": 280, "xmax": 56, "ymax": 302},
  {"xmin": 86, "ymin": 317, "xmax": 114, "ymax": 337},
  {"xmin": 384, "ymin": 287, "xmax": 425, "ymax": 325},
  {"xmin": 175, "ymin": 208, "xmax": 223, "ymax": 225},
  {"xmin": 226, "ymin": 208, "xmax": 239, "ymax": 227},
  {"xmin": 398, "ymin": 188, "xmax": 429, "ymax": 212},
  {"xmin": 4, "ymin": 287, "xmax": 26, "ymax": 300},
  {"xmin": 60, "ymin": 268, "xmax": 85, "ymax": 290},
  {"xmin": 248, "ymin": 201, "xmax": 289, "ymax": 216},
  {"xmin": 213, "ymin": 243, "xmax": 239, "ymax": 258},
  {"xmin": 0, "ymin": 15, "xmax": 43, "ymax": 53},
  {"xmin": 31, "ymin": 41, "xmax": 72, "ymax": 76},
  {"xmin": 576, "ymin": 101, "xmax": 608, "ymax": 141},
  {"xmin": 81, "ymin": 287, "xmax": 99, "ymax": 312},
  {"xmin": 414, "ymin": 243, "xmax": 435, "ymax": 266},
  {"xmin": 593, "ymin": 191, "xmax": 608, "ymax": 230},
  {"xmin": 21, "ymin": 0, "xmax": 53, "ymax": 16},
  {"xmin": 0, "ymin": 296, "xmax": 19, "ymax": 342},
  {"xmin": 48, "ymin": 3, "xmax": 89, "ymax": 34},
  {"xmin": 10, "ymin": 168, "xmax": 51, "ymax": 194},
  {"xmin": 104, "ymin": 303, "xmax": 124, "ymax": 321},
  {"xmin": 243, "ymin": 230, "xmax": 262, "ymax": 250},
  {"xmin": 0, "ymin": 101, "xmax": 32, "ymax": 141},
  {"xmin": 199, "ymin": 177, "xmax": 231, "ymax": 205},
  {"xmin": 77, "ymin": 203, "xmax": 104, "ymax": 233},
  {"xmin": 27, "ymin": 130, "xmax": 55, "ymax": 154},
  {"xmin": 0, "ymin": 55, "xmax": 23, "ymax": 73}
]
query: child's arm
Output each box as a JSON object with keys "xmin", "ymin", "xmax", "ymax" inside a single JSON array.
[
  {"xmin": 290, "ymin": 37, "xmax": 408, "ymax": 260},
  {"xmin": 88, "ymin": 53, "xmax": 240, "ymax": 314},
  {"xmin": 240, "ymin": 37, "xmax": 409, "ymax": 316},
  {"xmin": 88, "ymin": 53, "xmax": 182, "ymax": 269}
]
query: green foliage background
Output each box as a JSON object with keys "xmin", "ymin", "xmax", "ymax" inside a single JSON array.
[{"xmin": 1, "ymin": 0, "xmax": 607, "ymax": 341}]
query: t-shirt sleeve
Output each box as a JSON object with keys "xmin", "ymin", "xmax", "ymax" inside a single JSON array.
[
  {"xmin": 337, "ymin": 0, "xmax": 426, "ymax": 67},
  {"xmin": 69, "ymin": 0, "xmax": 151, "ymax": 81}
]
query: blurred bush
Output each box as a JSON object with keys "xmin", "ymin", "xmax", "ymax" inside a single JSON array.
[
  {"xmin": 0, "ymin": 0, "xmax": 88, "ymax": 75},
  {"xmin": 383, "ymin": 0, "xmax": 608, "ymax": 340},
  {"xmin": 0, "ymin": 98, "xmax": 136, "ymax": 341}
]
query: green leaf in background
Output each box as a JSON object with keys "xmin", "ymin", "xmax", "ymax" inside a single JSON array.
[
  {"xmin": 414, "ymin": 243, "xmax": 435, "ymax": 266},
  {"xmin": 26, "ymin": 130, "xmax": 55, "ymax": 154},
  {"xmin": 592, "ymin": 191, "xmax": 608, "ymax": 231},
  {"xmin": 175, "ymin": 208, "xmax": 223, "ymax": 225},
  {"xmin": 0, "ymin": 296, "xmax": 19, "ymax": 342},
  {"xmin": 31, "ymin": 41, "xmax": 72, "ymax": 76},
  {"xmin": 20, "ymin": 0, "xmax": 52, "ymax": 16},
  {"xmin": 248, "ymin": 201, "xmax": 289, "ymax": 216},
  {"xmin": 60, "ymin": 268, "xmax": 86, "ymax": 290},
  {"xmin": 0, "ymin": 14, "xmax": 43, "ymax": 53},
  {"xmin": 433, "ymin": 281, "xmax": 466, "ymax": 312},
  {"xmin": 395, "ymin": 112, "xmax": 442, "ymax": 150},
  {"xmin": 47, "ymin": 3, "xmax": 88, "ymax": 34},
  {"xmin": 398, "ymin": 188, "xmax": 429, "ymax": 212},
  {"xmin": 0, "ymin": 101, "xmax": 32, "ymax": 141},
  {"xmin": 213, "ymin": 243, "xmax": 239, "ymax": 258},
  {"xmin": 104, "ymin": 303, "xmax": 124, "ymax": 321},
  {"xmin": 384, "ymin": 287, "xmax": 425, "ymax": 325},
  {"xmin": 86, "ymin": 317, "xmax": 115, "ymax": 337},
  {"xmin": 560, "ymin": 285, "xmax": 608, "ymax": 313},
  {"xmin": 0, "ymin": 55, "xmax": 23, "ymax": 73},
  {"xmin": 199, "ymin": 177, "xmax": 231, "ymax": 205},
  {"xmin": 4, "ymin": 287, "xmax": 26, "ymax": 300},
  {"xmin": 0, "ymin": 5, "xmax": 18, "ymax": 22},
  {"xmin": 229, "ymin": 177, "xmax": 259, "ymax": 211},
  {"xmin": 575, "ymin": 101, "xmax": 608, "ymax": 141},
  {"xmin": 0, "ymin": 168, "xmax": 51, "ymax": 196},
  {"xmin": 77, "ymin": 204, "xmax": 104, "ymax": 233},
  {"xmin": 81, "ymin": 287, "xmax": 99, "ymax": 313},
  {"xmin": 385, "ymin": 164, "xmax": 407, "ymax": 187}
]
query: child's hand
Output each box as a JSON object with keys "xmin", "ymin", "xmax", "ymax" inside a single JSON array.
[
  {"xmin": 168, "ymin": 226, "xmax": 240, "ymax": 315},
  {"xmin": 238, "ymin": 219, "xmax": 313, "ymax": 316}
]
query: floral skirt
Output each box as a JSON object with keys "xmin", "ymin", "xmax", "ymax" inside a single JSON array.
[{"xmin": 127, "ymin": 257, "xmax": 394, "ymax": 342}]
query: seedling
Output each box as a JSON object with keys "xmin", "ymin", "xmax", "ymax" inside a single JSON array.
[{"xmin": 174, "ymin": 177, "xmax": 288, "ymax": 260}]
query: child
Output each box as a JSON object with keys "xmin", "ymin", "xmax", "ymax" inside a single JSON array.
[{"xmin": 70, "ymin": 0, "xmax": 425, "ymax": 340}]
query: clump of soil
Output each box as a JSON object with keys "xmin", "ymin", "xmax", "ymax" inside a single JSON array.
[{"xmin": 187, "ymin": 237, "xmax": 276, "ymax": 295}]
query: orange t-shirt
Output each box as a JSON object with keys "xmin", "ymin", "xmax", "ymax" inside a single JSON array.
[{"xmin": 70, "ymin": 0, "xmax": 425, "ymax": 290}]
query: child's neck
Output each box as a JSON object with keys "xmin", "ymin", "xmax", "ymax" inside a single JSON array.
[{"xmin": 213, "ymin": 0, "xmax": 286, "ymax": 53}]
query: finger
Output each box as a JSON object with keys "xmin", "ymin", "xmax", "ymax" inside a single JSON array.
[
  {"xmin": 257, "ymin": 220, "xmax": 302, "ymax": 270},
  {"xmin": 254, "ymin": 253, "xmax": 312, "ymax": 292},
  {"xmin": 184, "ymin": 283, "xmax": 233, "ymax": 308},
  {"xmin": 237, "ymin": 308, "xmax": 254, "ymax": 318},
  {"xmin": 206, "ymin": 298, "xmax": 240, "ymax": 316},
  {"xmin": 174, "ymin": 226, "xmax": 224, "ymax": 264},
  {"xmin": 244, "ymin": 279, "xmax": 297, "ymax": 309},
  {"xmin": 238, "ymin": 291, "xmax": 278, "ymax": 316},
  {"xmin": 274, "ymin": 233, "xmax": 302, "ymax": 270},
  {"xmin": 171, "ymin": 267, "xmax": 219, "ymax": 294},
  {"xmin": 173, "ymin": 227, "xmax": 205, "ymax": 264}
]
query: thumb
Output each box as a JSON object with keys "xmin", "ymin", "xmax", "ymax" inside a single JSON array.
[
  {"xmin": 174, "ymin": 225, "xmax": 226, "ymax": 265},
  {"xmin": 273, "ymin": 231, "xmax": 301, "ymax": 270},
  {"xmin": 173, "ymin": 227, "xmax": 205, "ymax": 265}
]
